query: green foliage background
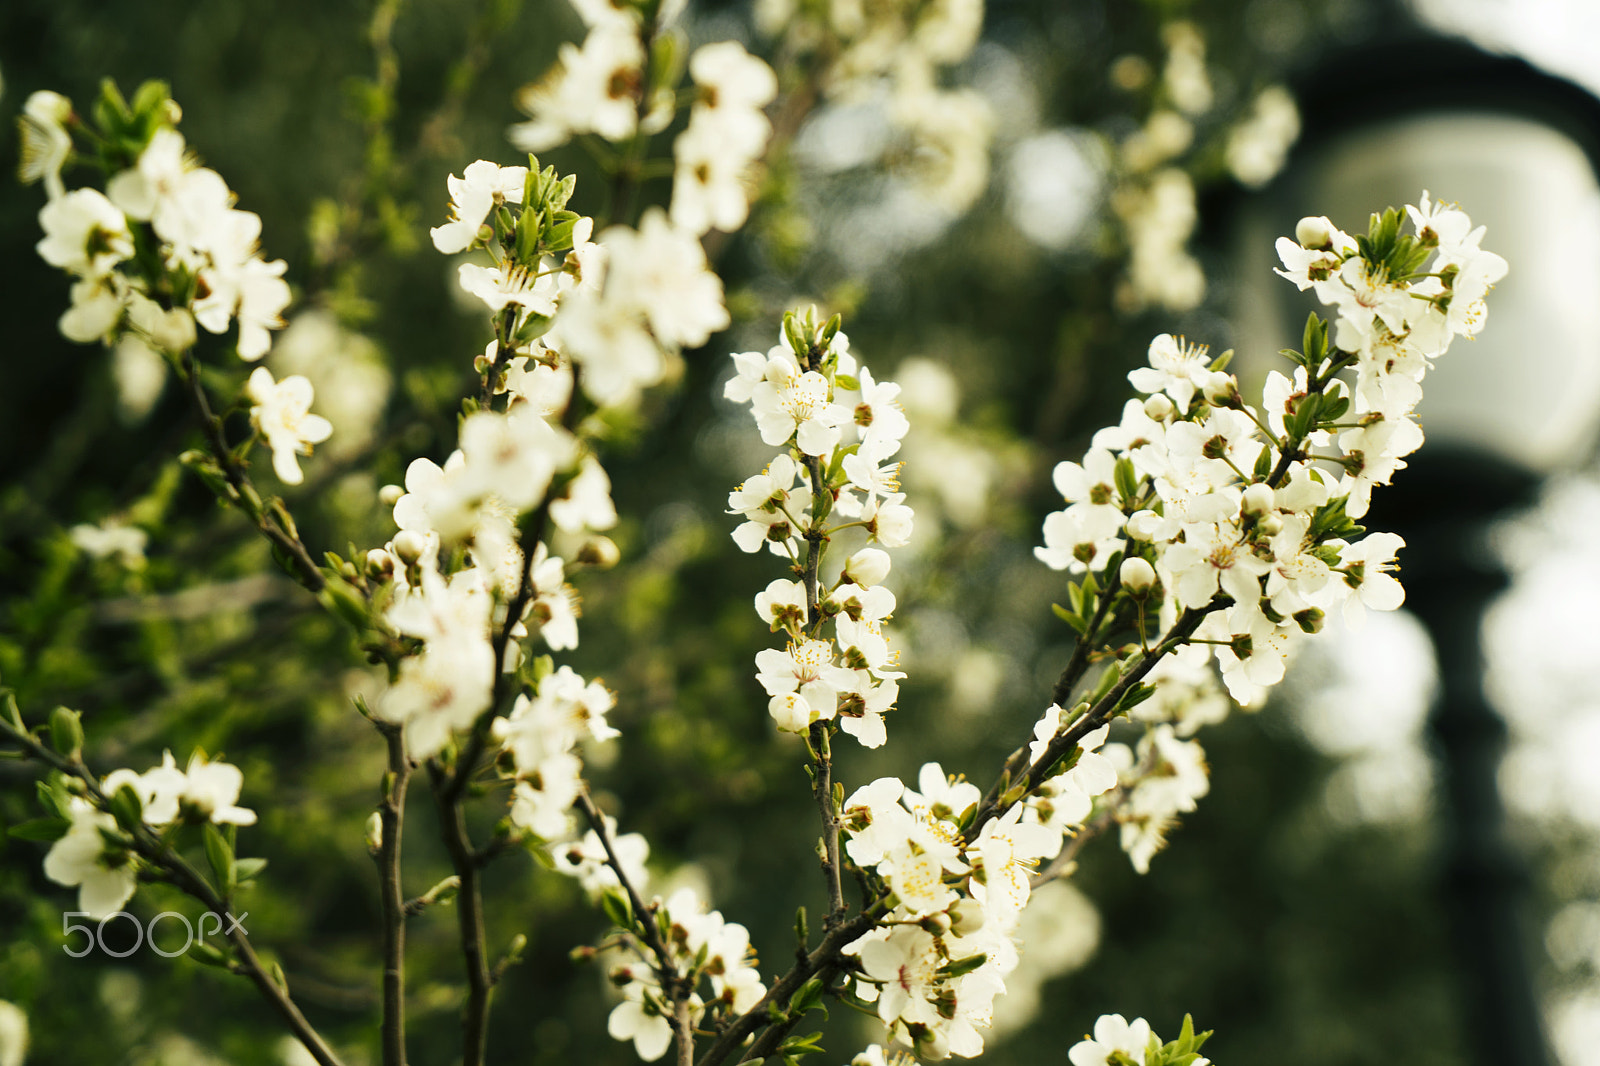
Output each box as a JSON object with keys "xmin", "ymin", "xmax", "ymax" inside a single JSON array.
[{"xmin": 0, "ymin": 0, "xmax": 1492, "ymax": 1064}]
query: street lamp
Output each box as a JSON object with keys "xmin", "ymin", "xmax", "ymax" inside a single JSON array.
[{"xmin": 1226, "ymin": 32, "xmax": 1600, "ymax": 1066}]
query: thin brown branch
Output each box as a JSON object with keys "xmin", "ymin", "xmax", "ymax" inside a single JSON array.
[
  {"xmin": 428, "ymin": 760, "xmax": 493, "ymax": 1066},
  {"xmin": 694, "ymin": 914, "xmax": 874, "ymax": 1066},
  {"xmin": 375, "ymin": 722, "xmax": 412, "ymax": 1066},
  {"xmin": 965, "ymin": 603, "xmax": 1221, "ymax": 845},
  {"xmin": 807, "ymin": 722, "xmax": 845, "ymax": 924},
  {"xmin": 576, "ymin": 789, "xmax": 697, "ymax": 1063}
]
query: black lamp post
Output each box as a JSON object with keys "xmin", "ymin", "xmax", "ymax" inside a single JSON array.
[{"xmin": 1225, "ymin": 26, "xmax": 1600, "ymax": 1066}]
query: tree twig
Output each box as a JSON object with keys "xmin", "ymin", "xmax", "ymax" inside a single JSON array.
[
  {"xmin": 427, "ymin": 760, "xmax": 493, "ymax": 1066},
  {"xmin": 576, "ymin": 789, "xmax": 697, "ymax": 1064},
  {"xmin": 374, "ymin": 722, "xmax": 412, "ymax": 1066},
  {"xmin": 177, "ymin": 350, "xmax": 326, "ymax": 593}
]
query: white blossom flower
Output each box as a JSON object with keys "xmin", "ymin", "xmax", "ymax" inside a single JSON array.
[
  {"xmin": 36, "ymin": 188, "xmax": 133, "ymax": 278},
  {"xmin": 43, "ymin": 801, "xmax": 136, "ymax": 919},
  {"xmin": 1068, "ymin": 1014, "xmax": 1155, "ymax": 1066},
  {"xmin": 509, "ymin": 27, "xmax": 645, "ymax": 151},
  {"xmin": 70, "ymin": 521, "xmax": 148, "ymax": 568},
  {"xmin": 430, "ymin": 160, "xmax": 528, "ymax": 254},
  {"xmin": 179, "ymin": 751, "xmax": 257, "ymax": 826},
  {"xmin": 0, "ymin": 1000, "xmax": 27, "ymax": 1066},
  {"xmin": 107, "ymin": 127, "xmax": 192, "ymax": 221},
  {"xmin": 246, "ymin": 367, "xmax": 333, "ymax": 485},
  {"xmin": 18, "ymin": 90, "xmax": 74, "ymax": 200},
  {"xmin": 602, "ymin": 209, "xmax": 730, "ymax": 349}
]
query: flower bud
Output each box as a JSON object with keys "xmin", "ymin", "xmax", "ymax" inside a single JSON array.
[
  {"xmin": 365, "ymin": 811, "xmax": 383, "ymax": 854},
  {"xmin": 948, "ymin": 898, "xmax": 986, "ymax": 937},
  {"xmin": 1119, "ymin": 557, "xmax": 1156, "ymax": 596},
  {"xmin": 392, "ymin": 530, "xmax": 429, "ymax": 565},
  {"xmin": 920, "ymin": 911, "xmax": 953, "ymax": 936},
  {"xmin": 843, "ymin": 547, "xmax": 891, "ymax": 587},
  {"xmin": 366, "ymin": 548, "xmax": 396, "ymax": 582},
  {"xmin": 1295, "ymin": 215, "xmax": 1334, "ymax": 249},
  {"xmin": 1258, "ymin": 513, "xmax": 1284, "ymax": 536},
  {"xmin": 576, "ymin": 535, "xmax": 621, "ymax": 569},
  {"xmin": 1241, "ymin": 483, "xmax": 1275, "ymax": 517},
  {"xmin": 1293, "ymin": 607, "xmax": 1325, "ymax": 634},
  {"xmin": 1143, "ymin": 394, "xmax": 1175, "ymax": 421},
  {"xmin": 1126, "ymin": 509, "xmax": 1162, "ymax": 541},
  {"xmin": 379, "ymin": 483, "xmax": 404, "ymax": 507},
  {"xmin": 1203, "ymin": 373, "xmax": 1241, "ymax": 408}
]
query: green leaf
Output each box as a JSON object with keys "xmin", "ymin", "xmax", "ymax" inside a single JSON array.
[
  {"xmin": 938, "ymin": 953, "xmax": 988, "ymax": 979},
  {"xmin": 600, "ymin": 889, "xmax": 633, "ymax": 931},
  {"xmin": 189, "ymin": 941, "xmax": 232, "ymax": 969},
  {"xmin": 234, "ymin": 857, "xmax": 268, "ymax": 883},
  {"xmin": 1286, "ymin": 392, "xmax": 1321, "ymax": 440},
  {"xmin": 204, "ymin": 823, "xmax": 236, "ymax": 897},
  {"xmin": 1302, "ymin": 311, "xmax": 1327, "ymax": 366},
  {"xmin": 2, "ymin": 691, "xmax": 23, "ymax": 734},
  {"xmin": 1114, "ymin": 457, "xmax": 1139, "ymax": 504},
  {"xmin": 833, "ymin": 374, "xmax": 860, "ymax": 391},
  {"xmin": 1252, "ymin": 443, "xmax": 1273, "ymax": 482},
  {"xmin": 787, "ymin": 975, "xmax": 825, "ymax": 1016},
  {"xmin": 108, "ymin": 783, "xmax": 144, "ymax": 831},
  {"xmin": 36, "ymin": 779, "xmax": 69, "ymax": 820},
  {"xmin": 5, "ymin": 816, "xmax": 70, "ymax": 842},
  {"xmin": 1088, "ymin": 658, "xmax": 1124, "ymax": 704},
  {"xmin": 1114, "ymin": 682, "xmax": 1157, "ymax": 715},
  {"xmin": 1051, "ymin": 604, "xmax": 1088, "ymax": 635}
]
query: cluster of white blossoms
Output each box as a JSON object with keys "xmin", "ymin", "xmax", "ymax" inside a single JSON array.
[
  {"xmin": 507, "ymin": 0, "xmax": 779, "ymax": 241},
  {"xmin": 371, "ymin": 161, "xmax": 616, "ymax": 759},
  {"xmin": 605, "ymin": 887, "xmax": 768, "ymax": 1061},
  {"xmin": 43, "ymin": 749, "xmax": 255, "ymax": 918},
  {"xmin": 762, "ymin": 0, "xmax": 992, "ymax": 212},
  {"xmin": 24, "ymin": 84, "xmax": 331, "ymax": 490},
  {"xmin": 27, "ymin": 93, "xmax": 290, "ymax": 360},
  {"xmin": 508, "ymin": 0, "xmax": 672, "ymax": 153},
  {"xmin": 838, "ymin": 756, "xmax": 1104, "ymax": 1060},
  {"xmin": 1030, "ymin": 193, "xmax": 1503, "ymax": 872},
  {"xmin": 725, "ymin": 310, "xmax": 914, "ymax": 747},
  {"xmin": 494, "ymin": 665, "xmax": 618, "ymax": 840},
  {"xmin": 1110, "ymin": 20, "xmax": 1299, "ymax": 313},
  {"xmin": 671, "ymin": 42, "xmax": 778, "ymax": 237},
  {"xmin": 1101, "ymin": 725, "xmax": 1211, "ymax": 875}
]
